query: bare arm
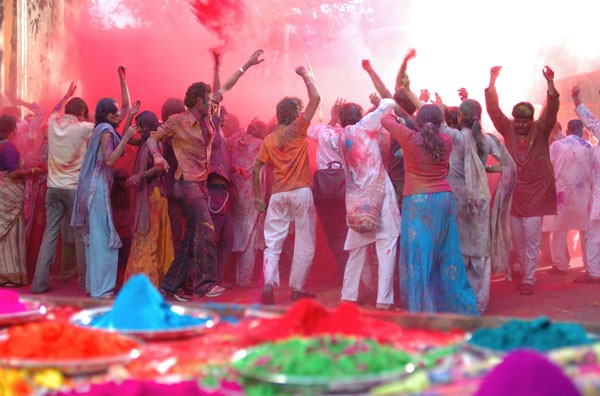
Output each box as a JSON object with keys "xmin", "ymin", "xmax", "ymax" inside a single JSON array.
[
  {"xmin": 214, "ymin": 49, "xmax": 265, "ymax": 102},
  {"xmin": 362, "ymin": 59, "xmax": 393, "ymax": 99},
  {"xmin": 395, "ymin": 48, "xmax": 416, "ymax": 92},
  {"xmin": 102, "ymin": 125, "xmax": 136, "ymax": 167},
  {"xmin": 121, "ymin": 100, "xmax": 142, "ymax": 146},
  {"xmin": 253, "ymin": 159, "xmax": 266, "ymax": 212},
  {"xmin": 212, "ymin": 49, "xmax": 221, "ymax": 93},
  {"xmin": 297, "ymin": 66, "xmax": 321, "ymax": 123},
  {"xmin": 117, "ymin": 66, "xmax": 131, "ymax": 123}
]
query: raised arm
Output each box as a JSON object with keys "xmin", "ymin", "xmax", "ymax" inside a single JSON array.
[
  {"xmin": 484, "ymin": 66, "xmax": 512, "ymax": 136},
  {"xmin": 537, "ymin": 66, "xmax": 560, "ymax": 135},
  {"xmin": 117, "ymin": 66, "xmax": 131, "ymax": 123},
  {"xmin": 213, "ymin": 49, "xmax": 265, "ymax": 102},
  {"xmin": 122, "ymin": 100, "xmax": 142, "ymax": 146},
  {"xmin": 573, "ymin": 86, "xmax": 600, "ymax": 140},
  {"xmin": 212, "ymin": 49, "xmax": 222, "ymax": 93},
  {"xmin": 395, "ymin": 48, "xmax": 416, "ymax": 92},
  {"xmin": 51, "ymin": 82, "xmax": 77, "ymax": 113},
  {"xmin": 362, "ymin": 59, "xmax": 393, "ymax": 99},
  {"xmin": 296, "ymin": 66, "xmax": 321, "ymax": 123}
]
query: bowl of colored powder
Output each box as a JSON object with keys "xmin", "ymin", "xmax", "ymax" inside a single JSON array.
[
  {"xmin": 467, "ymin": 316, "xmax": 596, "ymax": 354},
  {"xmin": 70, "ymin": 275, "xmax": 219, "ymax": 340},
  {"xmin": 231, "ymin": 335, "xmax": 415, "ymax": 393},
  {"xmin": 0, "ymin": 290, "xmax": 48, "ymax": 326},
  {"xmin": 0, "ymin": 321, "xmax": 142, "ymax": 375}
]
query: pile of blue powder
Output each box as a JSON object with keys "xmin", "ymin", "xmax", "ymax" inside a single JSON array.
[{"xmin": 90, "ymin": 274, "xmax": 210, "ymax": 331}]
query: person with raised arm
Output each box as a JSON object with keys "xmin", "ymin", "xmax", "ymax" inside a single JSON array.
[
  {"xmin": 31, "ymin": 82, "xmax": 93, "ymax": 294},
  {"xmin": 485, "ymin": 65, "xmax": 560, "ymax": 295},
  {"xmin": 253, "ymin": 65, "xmax": 321, "ymax": 305}
]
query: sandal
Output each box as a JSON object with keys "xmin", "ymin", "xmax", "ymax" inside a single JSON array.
[
  {"xmin": 375, "ymin": 303, "xmax": 401, "ymax": 312},
  {"xmin": 573, "ymin": 273, "xmax": 600, "ymax": 284},
  {"xmin": 520, "ymin": 283, "xmax": 534, "ymax": 295}
]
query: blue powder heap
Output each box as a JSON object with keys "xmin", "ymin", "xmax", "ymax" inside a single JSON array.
[
  {"xmin": 469, "ymin": 316, "xmax": 593, "ymax": 352},
  {"xmin": 90, "ymin": 274, "xmax": 209, "ymax": 330}
]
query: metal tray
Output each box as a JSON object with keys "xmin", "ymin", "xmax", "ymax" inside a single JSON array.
[
  {"xmin": 231, "ymin": 344, "xmax": 416, "ymax": 394},
  {"xmin": 70, "ymin": 305, "xmax": 219, "ymax": 341},
  {"xmin": 0, "ymin": 299, "xmax": 49, "ymax": 327},
  {"xmin": 0, "ymin": 331, "xmax": 142, "ymax": 376}
]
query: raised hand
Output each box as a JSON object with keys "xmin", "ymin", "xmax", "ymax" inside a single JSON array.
[
  {"xmin": 458, "ymin": 87, "xmax": 468, "ymax": 101},
  {"xmin": 361, "ymin": 59, "xmax": 372, "ymax": 71},
  {"xmin": 369, "ymin": 93, "xmax": 381, "ymax": 106},
  {"xmin": 118, "ymin": 65, "xmax": 127, "ymax": 79},
  {"xmin": 405, "ymin": 48, "xmax": 417, "ymax": 60},
  {"xmin": 66, "ymin": 81, "xmax": 77, "ymax": 98},
  {"xmin": 571, "ymin": 86, "xmax": 580, "ymax": 99},
  {"xmin": 419, "ymin": 89, "xmax": 431, "ymax": 103},
  {"xmin": 248, "ymin": 49, "xmax": 265, "ymax": 66},
  {"xmin": 543, "ymin": 66, "xmax": 555, "ymax": 81},
  {"xmin": 212, "ymin": 48, "xmax": 221, "ymax": 68},
  {"xmin": 130, "ymin": 100, "xmax": 141, "ymax": 116},
  {"xmin": 332, "ymin": 97, "xmax": 346, "ymax": 116},
  {"xmin": 295, "ymin": 66, "xmax": 308, "ymax": 76}
]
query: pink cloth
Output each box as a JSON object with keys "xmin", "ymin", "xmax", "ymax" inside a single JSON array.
[{"xmin": 0, "ymin": 290, "xmax": 26, "ymax": 314}]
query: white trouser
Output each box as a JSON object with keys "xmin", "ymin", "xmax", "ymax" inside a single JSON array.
[
  {"xmin": 236, "ymin": 228, "xmax": 258, "ymax": 287},
  {"xmin": 585, "ymin": 220, "xmax": 600, "ymax": 278},
  {"xmin": 262, "ymin": 187, "xmax": 316, "ymax": 290},
  {"xmin": 510, "ymin": 216, "xmax": 542, "ymax": 285},
  {"xmin": 549, "ymin": 230, "xmax": 570, "ymax": 271},
  {"xmin": 341, "ymin": 237, "xmax": 397, "ymax": 305},
  {"xmin": 464, "ymin": 255, "xmax": 491, "ymax": 313}
]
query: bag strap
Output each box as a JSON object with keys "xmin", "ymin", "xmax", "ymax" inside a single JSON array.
[{"xmin": 326, "ymin": 161, "xmax": 343, "ymax": 169}]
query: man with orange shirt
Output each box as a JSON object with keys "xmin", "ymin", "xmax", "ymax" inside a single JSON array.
[{"xmin": 253, "ymin": 65, "xmax": 321, "ymax": 305}]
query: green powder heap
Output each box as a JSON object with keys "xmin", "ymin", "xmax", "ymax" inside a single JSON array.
[
  {"xmin": 469, "ymin": 316, "xmax": 594, "ymax": 352},
  {"xmin": 233, "ymin": 335, "xmax": 412, "ymax": 380}
]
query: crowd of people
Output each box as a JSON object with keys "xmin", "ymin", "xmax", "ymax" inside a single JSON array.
[{"xmin": 0, "ymin": 48, "xmax": 598, "ymax": 315}]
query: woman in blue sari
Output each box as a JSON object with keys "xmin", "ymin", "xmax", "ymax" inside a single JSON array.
[
  {"xmin": 71, "ymin": 98, "xmax": 136, "ymax": 298},
  {"xmin": 382, "ymin": 104, "xmax": 478, "ymax": 315}
]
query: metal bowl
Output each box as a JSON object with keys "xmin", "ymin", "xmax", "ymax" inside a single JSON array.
[
  {"xmin": 70, "ymin": 305, "xmax": 219, "ymax": 341},
  {"xmin": 0, "ymin": 299, "xmax": 49, "ymax": 327}
]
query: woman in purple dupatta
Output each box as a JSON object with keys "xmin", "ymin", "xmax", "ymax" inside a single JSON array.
[{"xmin": 71, "ymin": 99, "xmax": 136, "ymax": 298}]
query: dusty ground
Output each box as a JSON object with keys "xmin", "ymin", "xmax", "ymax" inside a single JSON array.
[{"xmin": 17, "ymin": 254, "xmax": 600, "ymax": 325}]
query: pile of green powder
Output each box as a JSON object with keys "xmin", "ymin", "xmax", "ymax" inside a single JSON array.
[
  {"xmin": 233, "ymin": 335, "xmax": 412, "ymax": 380},
  {"xmin": 468, "ymin": 316, "xmax": 594, "ymax": 352}
]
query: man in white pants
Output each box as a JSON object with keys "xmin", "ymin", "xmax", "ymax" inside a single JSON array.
[
  {"xmin": 572, "ymin": 86, "xmax": 600, "ymax": 283},
  {"xmin": 253, "ymin": 65, "xmax": 321, "ymax": 305}
]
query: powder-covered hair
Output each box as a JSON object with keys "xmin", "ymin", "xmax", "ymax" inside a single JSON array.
[
  {"xmin": 0, "ymin": 114, "xmax": 17, "ymax": 140},
  {"xmin": 65, "ymin": 97, "xmax": 89, "ymax": 119},
  {"xmin": 94, "ymin": 98, "xmax": 119, "ymax": 127},
  {"xmin": 184, "ymin": 82, "xmax": 211, "ymax": 109},
  {"xmin": 416, "ymin": 104, "xmax": 445, "ymax": 162},
  {"xmin": 459, "ymin": 99, "xmax": 485, "ymax": 158},
  {"xmin": 160, "ymin": 98, "xmax": 185, "ymax": 122},
  {"xmin": 339, "ymin": 103, "xmax": 364, "ymax": 127},
  {"xmin": 135, "ymin": 110, "xmax": 159, "ymax": 133},
  {"xmin": 276, "ymin": 97, "xmax": 303, "ymax": 126}
]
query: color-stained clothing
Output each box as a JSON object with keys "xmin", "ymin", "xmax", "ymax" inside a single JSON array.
[
  {"xmin": 71, "ymin": 123, "xmax": 122, "ymax": 297},
  {"xmin": 488, "ymin": 134, "xmax": 517, "ymax": 278},
  {"xmin": 485, "ymin": 87, "xmax": 560, "ymax": 217},
  {"xmin": 575, "ymin": 103, "xmax": 600, "ymax": 278},
  {"xmin": 46, "ymin": 112, "xmax": 94, "ymax": 189},
  {"xmin": 150, "ymin": 110, "xmax": 215, "ymax": 182},
  {"xmin": 381, "ymin": 115, "xmax": 453, "ymax": 196},
  {"xmin": 256, "ymin": 116, "xmax": 311, "ymax": 194},
  {"xmin": 0, "ymin": 141, "xmax": 26, "ymax": 285}
]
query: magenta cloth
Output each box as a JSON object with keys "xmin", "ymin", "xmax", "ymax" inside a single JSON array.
[
  {"xmin": 475, "ymin": 350, "xmax": 579, "ymax": 396},
  {"xmin": 0, "ymin": 290, "xmax": 26, "ymax": 314}
]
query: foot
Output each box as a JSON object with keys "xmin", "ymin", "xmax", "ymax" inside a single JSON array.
[
  {"xmin": 96, "ymin": 292, "xmax": 114, "ymax": 300},
  {"xmin": 261, "ymin": 284, "xmax": 275, "ymax": 305},
  {"xmin": 573, "ymin": 273, "xmax": 600, "ymax": 284},
  {"xmin": 290, "ymin": 289, "xmax": 316, "ymax": 301},
  {"xmin": 159, "ymin": 287, "xmax": 192, "ymax": 302},
  {"xmin": 547, "ymin": 266, "xmax": 568, "ymax": 275},
  {"xmin": 31, "ymin": 286, "xmax": 51, "ymax": 294},
  {"xmin": 520, "ymin": 283, "xmax": 534, "ymax": 295},
  {"xmin": 375, "ymin": 303, "xmax": 401, "ymax": 311},
  {"xmin": 204, "ymin": 285, "xmax": 226, "ymax": 298}
]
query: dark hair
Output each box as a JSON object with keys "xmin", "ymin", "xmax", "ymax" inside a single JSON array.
[
  {"xmin": 567, "ymin": 119, "xmax": 584, "ymax": 137},
  {"xmin": 65, "ymin": 97, "xmax": 89, "ymax": 119},
  {"xmin": 393, "ymin": 89, "xmax": 417, "ymax": 116},
  {"xmin": 444, "ymin": 106, "xmax": 459, "ymax": 129},
  {"xmin": 339, "ymin": 103, "xmax": 364, "ymax": 127},
  {"xmin": 0, "ymin": 114, "xmax": 17, "ymax": 140},
  {"xmin": 135, "ymin": 110, "xmax": 159, "ymax": 133},
  {"xmin": 184, "ymin": 82, "xmax": 211, "ymax": 109},
  {"xmin": 459, "ymin": 99, "xmax": 485, "ymax": 157},
  {"xmin": 94, "ymin": 98, "xmax": 119, "ymax": 126},
  {"xmin": 160, "ymin": 98, "xmax": 185, "ymax": 122},
  {"xmin": 276, "ymin": 97, "xmax": 303, "ymax": 126},
  {"xmin": 512, "ymin": 101, "xmax": 534, "ymax": 120},
  {"xmin": 247, "ymin": 119, "xmax": 267, "ymax": 139},
  {"xmin": 1, "ymin": 106, "xmax": 21, "ymax": 119},
  {"xmin": 416, "ymin": 104, "xmax": 445, "ymax": 162}
]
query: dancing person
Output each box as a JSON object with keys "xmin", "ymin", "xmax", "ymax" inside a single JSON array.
[
  {"xmin": 31, "ymin": 82, "xmax": 91, "ymax": 294},
  {"xmin": 441, "ymin": 99, "xmax": 503, "ymax": 313},
  {"xmin": 382, "ymin": 104, "xmax": 478, "ymax": 315},
  {"xmin": 485, "ymin": 65, "xmax": 560, "ymax": 295},
  {"xmin": 253, "ymin": 65, "xmax": 321, "ymax": 305},
  {"xmin": 572, "ymin": 86, "xmax": 600, "ymax": 283},
  {"xmin": 542, "ymin": 119, "xmax": 592, "ymax": 276},
  {"xmin": 335, "ymin": 98, "xmax": 400, "ymax": 310},
  {"xmin": 0, "ymin": 115, "xmax": 46, "ymax": 287},
  {"xmin": 124, "ymin": 109, "xmax": 174, "ymax": 287}
]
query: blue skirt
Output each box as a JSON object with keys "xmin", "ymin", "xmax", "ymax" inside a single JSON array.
[{"xmin": 399, "ymin": 192, "xmax": 478, "ymax": 315}]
